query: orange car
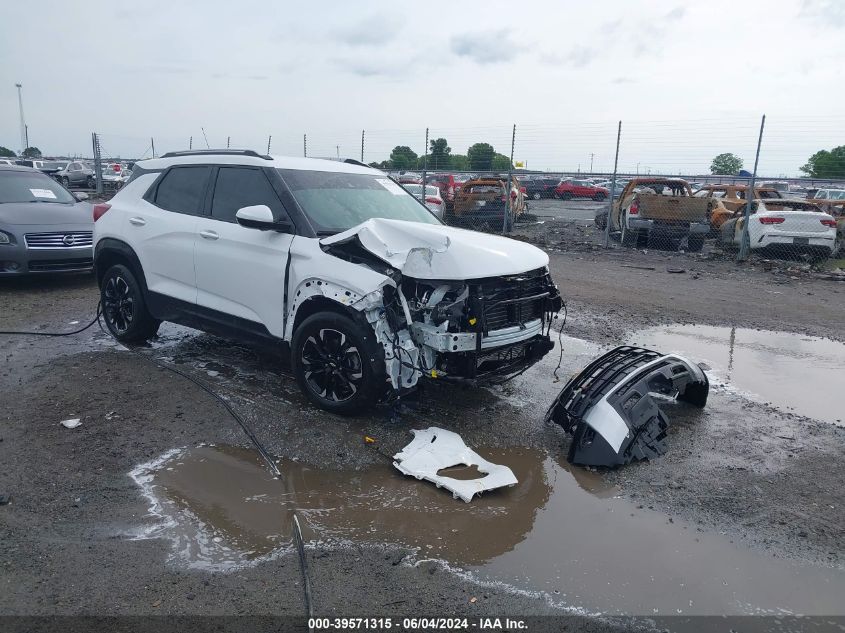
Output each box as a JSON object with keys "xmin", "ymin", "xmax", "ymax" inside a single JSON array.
[{"xmin": 694, "ymin": 184, "xmax": 783, "ymax": 229}]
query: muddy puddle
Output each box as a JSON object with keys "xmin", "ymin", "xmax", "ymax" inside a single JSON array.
[
  {"xmin": 627, "ymin": 325, "xmax": 844, "ymax": 425},
  {"xmin": 132, "ymin": 444, "xmax": 845, "ymax": 616}
]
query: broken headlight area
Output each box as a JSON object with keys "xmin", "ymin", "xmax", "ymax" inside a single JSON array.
[
  {"xmin": 397, "ymin": 267, "xmax": 562, "ymax": 382},
  {"xmin": 545, "ymin": 346, "xmax": 709, "ymax": 468}
]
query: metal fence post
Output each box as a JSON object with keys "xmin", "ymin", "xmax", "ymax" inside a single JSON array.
[
  {"xmin": 738, "ymin": 114, "xmax": 766, "ymax": 262},
  {"xmin": 267, "ymin": 135, "xmax": 272, "ymax": 154},
  {"xmin": 303, "ymin": 134, "xmax": 307, "ymax": 158},
  {"xmin": 502, "ymin": 124, "xmax": 516, "ymax": 234},
  {"xmin": 603, "ymin": 121, "xmax": 622, "ymax": 248},
  {"xmin": 226, "ymin": 136, "xmax": 230, "ymax": 149},
  {"xmin": 151, "ymin": 137, "xmax": 156, "ymax": 158},
  {"xmin": 92, "ymin": 133, "xmax": 103, "ymax": 196},
  {"xmin": 361, "ymin": 130, "xmax": 365, "ymax": 163},
  {"xmin": 420, "ymin": 127, "xmax": 429, "ymax": 204}
]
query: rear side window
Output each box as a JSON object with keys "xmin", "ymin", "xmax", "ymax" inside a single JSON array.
[
  {"xmin": 154, "ymin": 166, "xmax": 211, "ymax": 214},
  {"xmin": 210, "ymin": 167, "xmax": 283, "ymax": 223}
]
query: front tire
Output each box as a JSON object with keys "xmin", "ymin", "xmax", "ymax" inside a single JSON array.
[
  {"xmin": 593, "ymin": 193, "xmax": 607, "ymax": 201},
  {"xmin": 61, "ymin": 176, "xmax": 70, "ymax": 187},
  {"xmin": 291, "ymin": 312, "xmax": 385, "ymax": 415},
  {"xmin": 100, "ymin": 264, "xmax": 160, "ymax": 343},
  {"xmin": 86, "ymin": 175, "xmax": 95, "ymax": 188},
  {"xmin": 532, "ymin": 192, "xmax": 541, "ymax": 200}
]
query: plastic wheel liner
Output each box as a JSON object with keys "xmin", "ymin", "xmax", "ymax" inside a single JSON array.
[{"xmin": 545, "ymin": 346, "xmax": 709, "ymax": 467}]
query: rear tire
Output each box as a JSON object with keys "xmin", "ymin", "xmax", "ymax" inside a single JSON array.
[
  {"xmin": 593, "ymin": 193, "xmax": 607, "ymax": 201},
  {"xmin": 291, "ymin": 312, "xmax": 385, "ymax": 415},
  {"xmin": 561, "ymin": 192, "xmax": 573, "ymax": 200},
  {"xmin": 100, "ymin": 264, "xmax": 160, "ymax": 343},
  {"xmin": 86, "ymin": 175, "xmax": 95, "ymax": 188}
]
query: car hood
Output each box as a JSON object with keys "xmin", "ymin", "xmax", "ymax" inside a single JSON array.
[
  {"xmin": 320, "ymin": 218, "xmax": 549, "ymax": 280},
  {"xmin": 0, "ymin": 202, "xmax": 93, "ymax": 226}
]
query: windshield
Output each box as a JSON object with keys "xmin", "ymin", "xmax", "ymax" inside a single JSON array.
[
  {"xmin": 0, "ymin": 171, "xmax": 76, "ymax": 204},
  {"xmin": 278, "ymin": 169, "xmax": 442, "ymax": 233}
]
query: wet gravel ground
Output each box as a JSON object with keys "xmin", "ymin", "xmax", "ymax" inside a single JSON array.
[{"xmin": 1, "ymin": 221, "xmax": 844, "ymax": 626}]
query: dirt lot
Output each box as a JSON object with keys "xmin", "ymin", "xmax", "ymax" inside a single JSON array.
[{"xmin": 2, "ymin": 218, "xmax": 844, "ymax": 629}]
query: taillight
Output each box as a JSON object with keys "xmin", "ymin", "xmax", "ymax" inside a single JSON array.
[
  {"xmin": 425, "ymin": 197, "xmax": 440, "ymax": 205},
  {"xmin": 93, "ymin": 203, "xmax": 111, "ymax": 222},
  {"xmin": 759, "ymin": 217, "xmax": 785, "ymax": 224},
  {"xmin": 821, "ymin": 219, "xmax": 837, "ymax": 228},
  {"xmin": 520, "ymin": 186, "xmax": 526, "ymax": 193},
  {"xmin": 629, "ymin": 202, "xmax": 639, "ymax": 215},
  {"xmin": 511, "ymin": 190, "xmax": 517, "ymax": 199}
]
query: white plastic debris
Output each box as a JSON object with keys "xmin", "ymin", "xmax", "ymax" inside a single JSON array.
[
  {"xmin": 60, "ymin": 418, "xmax": 81, "ymax": 429},
  {"xmin": 393, "ymin": 427, "xmax": 518, "ymax": 503}
]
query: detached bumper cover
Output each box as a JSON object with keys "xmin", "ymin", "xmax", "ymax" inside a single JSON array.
[{"xmin": 545, "ymin": 346, "xmax": 709, "ymax": 467}]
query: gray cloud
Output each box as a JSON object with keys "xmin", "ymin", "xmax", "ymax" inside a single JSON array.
[
  {"xmin": 566, "ymin": 46, "xmax": 599, "ymax": 68},
  {"xmin": 664, "ymin": 5, "xmax": 686, "ymax": 19},
  {"xmin": 600, "ymin": 18, "xmax": 623, "ymax": 35},
  {"xmin": 450, "ymin": 29, "xmax": 523, "ymax": 64},
  {"xmin": 800, "ymin": 0, "xmax": 845, "ymax": 27},
  {"xmin": 335, "ymin": 15, "xmax": 402, "ymax": 46},
  {"xmin": 334, "ymin": 58, "xmax": 398, "ymax": 78}
]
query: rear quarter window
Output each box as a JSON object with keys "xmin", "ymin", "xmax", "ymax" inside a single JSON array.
[{"xmin": 152, "ymin": 166, "xmax": 212, "ymax": 214}]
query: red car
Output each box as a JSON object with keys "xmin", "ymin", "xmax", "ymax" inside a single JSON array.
[
  {"xmin": 555, "ymin": 179, "xmax": 609, "ymax": 201},
  {"xmin": 425, "ymin": 173, "xmax": 464, "ymax": 203}
]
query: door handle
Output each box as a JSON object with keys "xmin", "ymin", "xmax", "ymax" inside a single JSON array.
[
  {"xmin": 128, "ymin": 217, "xmax": 146, "ymax": 226},
  {"xmin": 199, "ymin": 230, "xmax": 219, "ymax": 240}
]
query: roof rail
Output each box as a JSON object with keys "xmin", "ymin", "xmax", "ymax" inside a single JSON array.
[{"xmin": 159, "ymin": 149, "xmax": 273, "ymax": 160}]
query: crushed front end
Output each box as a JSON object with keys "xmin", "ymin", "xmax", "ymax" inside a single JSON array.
[{"xmin": 365, "ymin": 266, "xmax": 562, "ymax": 392}]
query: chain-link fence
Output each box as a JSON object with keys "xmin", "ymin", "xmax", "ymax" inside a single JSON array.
[{"xmin": 53, "ymin": 116, "xmax": 844, "ymax": 267}]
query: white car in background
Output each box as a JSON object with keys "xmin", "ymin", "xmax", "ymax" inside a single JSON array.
[
  {"xmin": 403, "ymin": 184, "xmax": 444, "ymax": 219},
  {"xmin": 718, "ymin": 199, "xmax": 837, "ymax": 262}
]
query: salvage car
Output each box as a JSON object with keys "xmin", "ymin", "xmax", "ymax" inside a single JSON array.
[
  {"xmin": 93, "ymin": 150, "xmax": 562, "ymax": 414},
  {"xmin": 522, "ymin": 176, "xmax": 560, "ymax": 200},
  {"xmin": 55, "ymin": 161, "xmax": 96, "ymax": 189},
  {"xmin": 451, "ymin": 175, "xmax": 527, "ymax": 229},
  {"xmin": 0, "ymin": 164, "xmax": 93, "ymax": 275},
  {"xmin": 554, "ymin": 179, "xmax": 609, "ymax": 201},
  {"xmin": 809, "ymin": 188, "xmax": 845, "ymax": 216},
  {"xmin": 402, "ymin": 184, "xmax": 445, "ymax": 220},
  {"xmin": 717, "ymin": 199, "xmax": 837, "ymax": 262},
  {"xmin": 695, "ymin": 184, "xmax": 783, "ymax": 231},
  {"xmin": 608, "ymin": 178, "xmax": 713, "ymax": 251}
]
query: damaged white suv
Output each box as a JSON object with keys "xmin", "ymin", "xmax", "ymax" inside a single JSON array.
[{"xmin": 93, "ymin": 150, "xmax": 562, "ymax": 413}]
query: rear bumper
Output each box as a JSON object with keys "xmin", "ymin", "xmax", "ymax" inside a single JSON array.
[
  {"xmin": 755, "ymin": 234, "xmax": 834, "ymax": 250},
  {"xmin": 629, "ymin": 218, "xmax": 709, "ymax": 235}
]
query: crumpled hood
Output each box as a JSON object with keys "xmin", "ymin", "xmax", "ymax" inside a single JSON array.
[{"xmin": 320, "ymin": 218, "xmax": 549, "ymax": 280}]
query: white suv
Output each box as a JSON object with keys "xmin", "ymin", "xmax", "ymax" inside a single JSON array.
[{"xmin": 93, "ymin": 150, "xmax": 562, "ymax": 413}]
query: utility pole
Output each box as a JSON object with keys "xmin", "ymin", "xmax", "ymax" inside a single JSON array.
[
  {"xmin": 590, "ymin": 153, "xmax": 594, "ymax": 173},
  {"xmin": 25, "ymin": 125, "xmax": 29, "ymax": 149},
  {"xmin": 336, "ymin": 145, "xmax": 340, "ymax": 159},
  {"xmin": 201, "ymin": 127, "xmax": 210, "ymax": 149},
  {"xmin": 303, "ymin": 134, "xmax": 307, "ymax": 158},
  {"xmin": 738, "ymin": 114, "xmax": 766, "ymax": 262},
  {"xmin": 361, "ymin": 130, "xmax": 365, "ymax": 162},
  {"xmin": 226, "ymin": 136, "xmax": 230, "ymax": 149},
  {"xmin": 421, "ymin": 127, "xmax": 429, "ymax": 204},
  {"xmin": 603, "ymin": 121, "xmax": 622, "ymax": 248},
  {"xmin": 267, "ymin": 135, "xmax": 272, "ymax": 154},
  {"xmin": 189, "ymin": 136, "xmax": 193, "ymax": 150},
  {"xmin": 15, "ymin": 83, "xmax": 26, "ymax": 153},
  {"xmin": 502, "ymin": 124, "xmax": 516, "ymax": 234},
  {"xmin": 151, "ymin": 137, "xmax": 156, "ymax": 158}
]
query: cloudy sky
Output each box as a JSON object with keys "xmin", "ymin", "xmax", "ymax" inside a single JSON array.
[{"xmin": 1, "ymin": 0, "xmax": 843, "ymax": 174}]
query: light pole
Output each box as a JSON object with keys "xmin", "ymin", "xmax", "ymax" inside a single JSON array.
[
  {"xmin": 589, "ymin": 153, "xmax": 594, "ymax": 173},
  {"xmin": 15, "ymin": 83, "xmax": 26, "ymax": 154}
]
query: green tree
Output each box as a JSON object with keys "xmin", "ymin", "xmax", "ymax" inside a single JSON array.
[
  {"xmin": 0, "ymin": 146, "xmax": 15, "ymax": 158},
  {"xmin": 467, "ymin": 143, "xmax": 495, "ymax": 171},
  {"xmin": 428, "ymin": 138, "xmax": 451, "ymax": 170},
  {"xmin": 389, "ymin": 146, "xmax": 418, "ymax": 170},
  {"xmin": 491, "ymin": 153, "xmax": 512, "ymax": 171},
  {"xmin": 450, "ymin": 154, "xmax": 469, "ymax": 170},
  {"xmin": 710, "ymin": 153, "xmax": 743, "ymax": 175},
  {"xmin": 800, "ymin": 146, "xmax": 845, "ymax": 179},
  {"xmin": 22, "ymin": 146, "xmax": 42, "ymax": 159}
]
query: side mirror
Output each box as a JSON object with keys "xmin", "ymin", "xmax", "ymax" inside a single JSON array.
[
  {"xmin": 235, "ymin": 205, "xmax": 293, "ymax": 232},
  {"xmin": 75, "ymin": 192, "xmax": 89, "ymax": 201}
]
